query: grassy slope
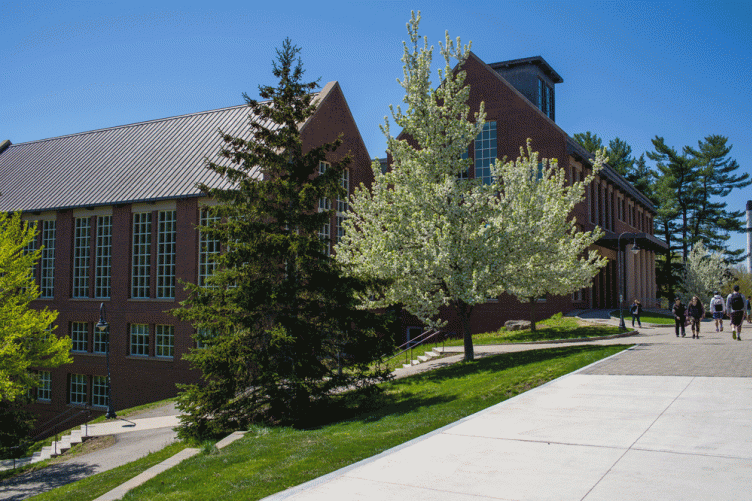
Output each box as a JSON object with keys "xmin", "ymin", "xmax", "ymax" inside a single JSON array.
[{"xmin": 117, "ymin": 345, "xmax": 628, "ymax": 501}]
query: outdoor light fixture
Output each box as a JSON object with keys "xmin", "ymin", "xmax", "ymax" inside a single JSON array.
[
  {"xmin": 97, "ymin": 303, "xmax": 117, "ymax": 420},
  {"xmin": 617, "ymin": 233, "xmax": 641, "ymax": 330}
]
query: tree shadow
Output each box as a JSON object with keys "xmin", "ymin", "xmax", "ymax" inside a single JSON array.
[
  {"xmin": 302, "ymin": 345, "xmax": 628, "ymax": 429},
  {"xmin": 0, "ymin": 461, "xmax": 97, "ymax": 500}
]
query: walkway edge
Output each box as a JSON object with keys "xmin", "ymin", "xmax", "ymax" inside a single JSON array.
[{"xmin": 91, "ymin": 430, "xmax": 247, "ymax": 501}]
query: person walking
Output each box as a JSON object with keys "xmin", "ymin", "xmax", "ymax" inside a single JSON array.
[
  {"xmin": 726, "ymin": 285, "xmax": 747, "ymax": 341},
  {"xmin": 629, "ymin": 299, "xmax": 643, "ymax": 328},
  {"xmin": 672, "ymin": 297, "xmax": 687, "ymax": 338},
  {"xmin": 710, "ymin": 291, "xmax": 725, "ymax": 332},
  {"xmin": 687, "ymin": 296, "xmax": 705, "ymax": 339}
]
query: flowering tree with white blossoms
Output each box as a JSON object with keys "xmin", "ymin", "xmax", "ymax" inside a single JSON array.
[
  {"xmin": 499, "ymin": 141, "xmax": 608, "ymax": 331},
  {"xmin": 335, "ymin": 12, "xmax": 506, "ymax": 361},
  {"xmin": 680, "ymin": 241, "xmax": 730, "ymax": 308}
]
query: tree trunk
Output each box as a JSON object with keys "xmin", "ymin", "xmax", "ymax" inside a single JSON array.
[
  {"xmin": 455, "ymin": 299, "xmax": 474, "ymax": 362},
  {"xmin": 528, "ymin": 297, "xmax": 537, "ymax": 332}
]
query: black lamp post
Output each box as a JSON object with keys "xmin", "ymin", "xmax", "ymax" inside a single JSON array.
[
  {"xmin": 618, "ymin": 233, "xmax": 641, "ymax": 330},
  {"xmin": 96, "ymin": 303, "xmax": 117, "ymax": 419}
]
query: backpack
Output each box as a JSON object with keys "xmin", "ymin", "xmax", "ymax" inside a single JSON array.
[
  {"xmin": 731, "ymin": 293, "xmax": 744, "ymax": 311},
  {"xmin": 713, "ymin": 298, "xmax": 724, "ymax": 312}
]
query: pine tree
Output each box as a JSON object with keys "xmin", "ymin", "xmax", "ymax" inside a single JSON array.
[
  {"xmin": 173, "ymin": 39, "xmax": 391, "ymax": 437},
  {"xmin": 606, "ymin": 137, "xmax": 634, "ymax": 178},
  {"xmin": 685, "ymin": 135, "xmax": 750, "ymax": 261},
  {"xmin": 1, "ymin": 212, "xmax": 69, "ymax": 403},
  {"xmin": 573, "ymin": 131, "xmax": 604, "ymax": 154}
]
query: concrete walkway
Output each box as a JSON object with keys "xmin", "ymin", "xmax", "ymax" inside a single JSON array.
[
  {"xmin": 0, "ymin": 405, "xmax": 181, "ymax": 501},
  {"xmin": 263, "ymin": 315, "xmax": 752, "ymax": 500}
]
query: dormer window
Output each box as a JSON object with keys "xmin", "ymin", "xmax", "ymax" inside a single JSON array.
[{"xmin": 538, "ymin": 78, "xmax": 554, "ymax": 121}]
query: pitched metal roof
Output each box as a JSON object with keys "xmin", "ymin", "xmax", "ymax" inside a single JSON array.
[{"xmin": 0, "ymin": 86, "xmax": 329, "ymax": 213}]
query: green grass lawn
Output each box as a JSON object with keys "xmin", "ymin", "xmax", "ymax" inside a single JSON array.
[
  {"xmin": 610, "ymin": 310, "xmax": 675, "ymax": 325},
  {"xmin": 27, "ymin": 442, "xmax": 188, "ymax": 501},
  {"xmin": 407, "ymin": 315, "xmax": 630, "ymax": 356},
  {"xmin": 75, "ymin": 344, "xmax": 630, "ymax": 501}
]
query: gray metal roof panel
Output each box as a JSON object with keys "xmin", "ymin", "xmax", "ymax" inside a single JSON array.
[{"xmin": 0, "ymin": 99, "xmax": 303, "ymax": 213}]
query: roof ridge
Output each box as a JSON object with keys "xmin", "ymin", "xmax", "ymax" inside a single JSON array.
[{"xmin": 8, "ymin": 90, "xmax": 319, "ymax": 147}]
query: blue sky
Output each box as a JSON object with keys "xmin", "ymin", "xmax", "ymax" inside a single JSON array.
[{"xmin": 3, "ymin": 0, "xmax": 751, "ymax": 255}]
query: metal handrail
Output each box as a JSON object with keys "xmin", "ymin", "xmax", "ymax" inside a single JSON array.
[
  {"xmin": 381, "ymin": 328, "xmax": 445, "ymax": 369},
  {"xmin": 2, "ymin": 406, "xmax": 93, "ymax": 468}
]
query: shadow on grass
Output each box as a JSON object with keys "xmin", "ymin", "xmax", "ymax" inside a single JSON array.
[
  {"xmin": 306, "ymin": 345, "xmax": 628, "ymax": 429},
  {"xmin": 0, "ymin": 462, "xmax": 97, "ymax": 500}
]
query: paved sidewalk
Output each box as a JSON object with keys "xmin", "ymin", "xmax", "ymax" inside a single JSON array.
[
  {"xmin": 263, "ymin": 316, "xmax": 752, "ymax": 500},
  {"xmin": 0, "ymin": 406, "xmax": 181, "ymax": 501}
]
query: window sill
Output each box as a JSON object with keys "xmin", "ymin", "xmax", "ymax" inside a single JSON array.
[
  {"xmin": 125, "ymin": 355, "xmax": 174, "ymax": 361},
  {"xmin": 71, "ymin": 351, "xmax": 105, "ymax": 357},
  {"xmin": 128, "ymin": 298, "xmax": 175, "ymax": 302},
  {"xmin": 70, "ymin": 298, "xmax": 110, "ymax": 302}
]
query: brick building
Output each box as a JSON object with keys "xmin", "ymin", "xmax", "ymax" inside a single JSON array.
[
  {"xmin": 395, "ymin": 54, "xmax": 666, "ymax": 341},
  {"xmin": 0, "ymin": 82, "xmax": 372, "ymax": 424}
]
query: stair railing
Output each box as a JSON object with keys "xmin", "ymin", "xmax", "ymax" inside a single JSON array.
[{"xmin": 381, "ymin": 328, "xmax": 444, "ymax": 370}]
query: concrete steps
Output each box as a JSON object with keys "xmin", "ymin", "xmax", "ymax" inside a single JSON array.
[
  {"xmin": 28, "ymin": 426, "xmax": 91, "ymax": 464},
  {"xmin": 395, "ymin": 348, "xmax": 442, "ymax": 372}
]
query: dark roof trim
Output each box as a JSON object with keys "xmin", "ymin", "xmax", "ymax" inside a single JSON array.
[
  {"xmin": 0, "ymin": 140, "xmax": 11, "ymax": 154},
  {"xmin": 567, "ymin": 139, "xmax": 655, "ymax": 212},
  {"xmin": 597, "ymin": 232, "xmax": 668, "ymax": 253},
  {"xmin": 488, "ymin": 56, "xmax": 563, "ymax": 84},
  {"xmin": 16, "ymin": 193, "xmax": 210, "ymax": 215}
]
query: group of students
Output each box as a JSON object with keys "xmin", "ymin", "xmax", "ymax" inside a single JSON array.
[{"xmin": 670, "ymin": 285, "xmax": 749, "ymax": 340}]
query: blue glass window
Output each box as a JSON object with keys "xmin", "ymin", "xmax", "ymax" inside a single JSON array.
[{"xmin": 474, "ymin": 122, "xmax": 497, "ymax": 184}]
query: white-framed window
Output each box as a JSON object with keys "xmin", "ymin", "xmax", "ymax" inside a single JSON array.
[
  {"xmin": 95, "ymin": 216, "xmax": 112, "ymax": 298},
  {"xmin": 37, "ymin": 371, "xmax": 51, "ymax": 402},
  {"xmin": 69, "ymin": 374, "xmax": 87, "ymax": 405},
  {"xmin": 318, "ymin": 162, "xmax": 332, "ymax": 255},
  {"xmin": 130, "ymin": 324, "xmax": 149, "ymax": 356},
  {"xmin": 132, "ymin": 212, "xmax": 151, "ymax": 298},
  {"xmin": 73, "ymin": 217, "xmax": 91, "ymax": 298},
  {"xmin": 199, "ymin": 208, "xmax": 220, "ymax": 287},
  {"xmin": 474, "ymin": 121, "xmax": 497, "ymax": 185},
  {"xmin": 71, "ymin": 322, "xmax": 88, "ymax": 353},
  {"xmin": 93, "ymin": 325, "xmax": 108, "ymax": 354},
  {"xmin": 156, "ymin": 325, "xmax": 174, "ymax": 358},
  {"xmin": 334, "ymin": 168, "xmax": 349, "ymax": 247},
  {"xmin": 92, "ymin": 376, "xmax": 108, "ymax": 408},
  {"xmin": 40, "ymin": 221, "xmax": 56, "ymax": 298},
  {"xmin": 157, "ymin": 210, "xmax": 176, "ymax": 299},
  {"xmin": 196, "ymin": 328, "xmax": 217, "ymax": 349}
]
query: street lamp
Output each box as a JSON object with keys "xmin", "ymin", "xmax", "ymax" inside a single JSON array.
[
  {"xmin": 96, "ymin": 303, "xmax": 117, "ymax": 419},
  {"xmin": 618, "ymin": 233, "xmax": 641, "ymax": 330}
]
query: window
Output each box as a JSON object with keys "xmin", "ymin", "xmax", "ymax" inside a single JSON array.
[
  {"xmin": 474, "ymin": 121, "xmax": 497, "ymax": 185},
  {"xmin": 93, "ymin": 325, "xmax": 108, "ymax": 354},
  {"xmin": 40, "ymin": 221, "xmax": 56, "ymax": 298},
  {"xmin": 132, "ymin": 212, "xmax": 151, "ymax": 298},
  {"xmin": 37, "ymin": 371, "xmax": 51, "ymax": 402},
  {"xmin": 92, "ymin": 376, "xmax": 108, "ymax": 407},
  {"xmin": 73, "ymin": 217, "xmax": 90, "ymax": 298},
  {"xmin": 335, "ymin": 169, "xmax": 349, "ymax": 246},
  {"xmin": 157, "ymin": 211, "xmax": 176, "ymax": 299},
  {"xmin": 71, "ymin": 322, "xmax": 88, "ymax": 353},
  {"xmin": 156, "ymin": 325, "xmax": 174, "ymax": 358},
  {"xmin": 538, "ymin": 78, "xmax": 554, "ymax": 120},
  {"xmin": 199, "ymin": 208, "xmax": 220, "ymax": 287},
  {"xmin": 130, "ymin": 324, "xmax": 149, "ymax": 356},
  {"xmin": 196, "ymin": 328, "xmax": 217, "ymax": 349},
  {"xmin": 69, "ymin": 374, "xmax": 88, "ymax": 405},
  {"xmin": 95, "ymin": 216, "xmax": 112, "ymax": 298}
]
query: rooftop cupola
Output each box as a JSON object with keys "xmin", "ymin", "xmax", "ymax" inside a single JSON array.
[{"xmin": 489, "ymin": 56, "xmax": 562, "ymax": 122}]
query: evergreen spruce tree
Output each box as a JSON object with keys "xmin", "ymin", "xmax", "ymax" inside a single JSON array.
[
  {"xmin": 685, "ymin": 135, "xmax": 750, "ymax": 261},
  {"xmin": 606, "ymin": 137, "xmax": 634, "ymax": 178},
  {"xmin": 173, "ymin": 39, "xmax": 391, "ymax": 438}
]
